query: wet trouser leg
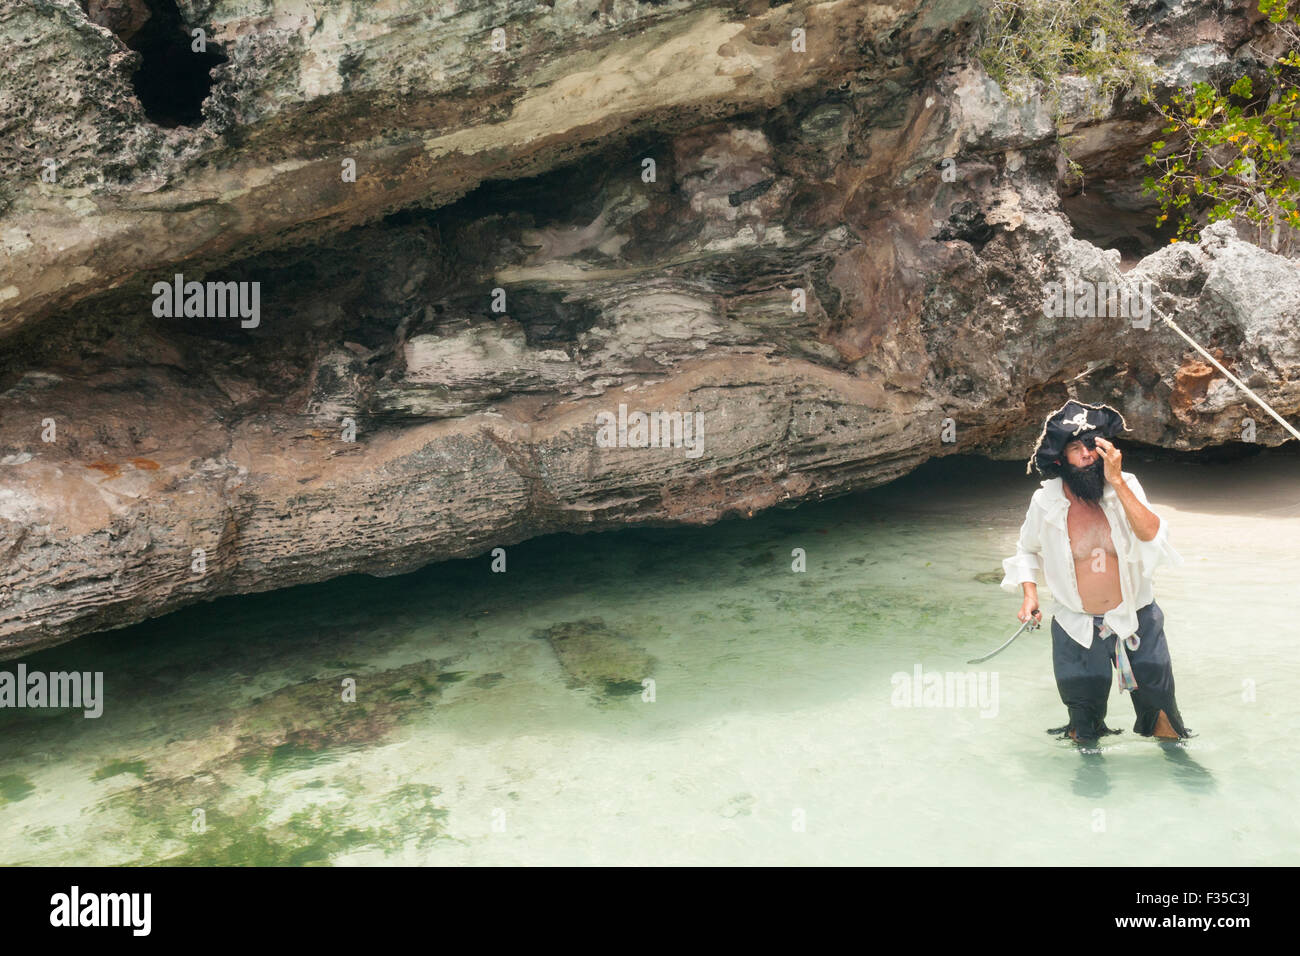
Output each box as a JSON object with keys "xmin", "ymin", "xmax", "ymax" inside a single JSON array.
[
  {"xmin": 1051, "ymin": 601, "xmax": 1191, "ymax": 741},
  {"xmin": 1050, "ymin": 615, "xmax": 1116, "ymax": 741},
  {"xmin": 1125, "ymin": 601, "xmax": 1191, "ymax": 738}
]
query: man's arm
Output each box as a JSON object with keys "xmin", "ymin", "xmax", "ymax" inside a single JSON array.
[
  {"xmin": 1001, "ymin": 494, "xmax": 1044, "ymax": 622},
  {"xmin": 1018, "ymin": 581, "xmax": 1041, "ymax": 623},
  {"xmin": 1111, "ymin": 476, "xmax": 1160, "ymax": 541},
  {"xmin": 1094, "ymin": 437, "xmax": 1158, "ymax": 541}
]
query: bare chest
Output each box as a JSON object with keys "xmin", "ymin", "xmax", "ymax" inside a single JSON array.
[{"xmin": 1067, "ymin": 501, "xmax": 1115, "ymax": 560}]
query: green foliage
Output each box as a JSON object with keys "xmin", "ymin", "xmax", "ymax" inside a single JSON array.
[
  {"xmin": 1142, "ymin": 0, "xmax": 1300, "ymax": 253},
  {"xmin": 979, "ymin": 0, "xmax": 1153, "ymax": 120}
]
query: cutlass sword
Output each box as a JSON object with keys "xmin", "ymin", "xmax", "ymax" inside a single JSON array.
[{"xmin": 967, "ymin": 613, "xmax": 1041, "ymax": 664}]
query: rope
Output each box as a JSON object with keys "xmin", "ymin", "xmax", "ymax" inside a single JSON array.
[{"xmin": 1151, "ymin": 303, "xmax": 1300, "ymax": 442}]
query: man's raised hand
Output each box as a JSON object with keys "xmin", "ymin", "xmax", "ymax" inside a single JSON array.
[{"xmin": 1094, "ymin": 436, "xmax": 1124, "ymax": 486}]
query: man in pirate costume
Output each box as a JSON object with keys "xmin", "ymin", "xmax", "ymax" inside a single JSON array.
[{"xmin": 1000, "ymin": 400, "xmax": 1193, "ymax": 746}]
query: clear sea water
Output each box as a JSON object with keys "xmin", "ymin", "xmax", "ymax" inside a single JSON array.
[{"xmin": 2, "ymin": 450, "xmax": 1297, "ymax": 865}]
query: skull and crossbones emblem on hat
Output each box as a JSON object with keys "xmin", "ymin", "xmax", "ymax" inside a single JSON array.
[{"xmin": 1063, "ymin": 411, "xmax": 1095, "ymax": 436}]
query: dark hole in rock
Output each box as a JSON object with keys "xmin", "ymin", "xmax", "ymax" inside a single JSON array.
[
  {"xmin": 1059, "ymin": 189, "xmax": 1180, "ymax": 266},
  {"xmin": 933, "ymin": 200, "xmax": 995, "ymax": 253},
  {"xmin": 503, "ymin": 289, "xmax": 603, "ymax": 348},
  {"xmin": 123, "ymin": 0, "xmax": 227, "ymax": 128},
  {"xmin": 729, "ymin": 177, "xmax": 775, "ymax": 207}
]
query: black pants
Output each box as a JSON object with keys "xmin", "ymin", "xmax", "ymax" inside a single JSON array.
[{"xmin": 1050, "ymin": 600, "xmax": 1191, "ymax": 741}]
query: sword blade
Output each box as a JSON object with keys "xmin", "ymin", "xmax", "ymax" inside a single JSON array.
[{"xmin": 967, "ymin": 618, "xmax": 1036, "ymax": 664}]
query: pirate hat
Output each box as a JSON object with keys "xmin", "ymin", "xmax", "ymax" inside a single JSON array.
[{"xmin": 1026, "ymin": 399, "xmax": 1130, "ymax": 478}]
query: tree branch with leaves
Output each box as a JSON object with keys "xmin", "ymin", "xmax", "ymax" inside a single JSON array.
[{"xmin": 1142, "ymin": 0, "xmax": 1300, "ymax": 253}]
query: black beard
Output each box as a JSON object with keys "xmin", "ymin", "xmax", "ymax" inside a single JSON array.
[{"xmin": 1061, "ymin": 457, "xmax": 1106, "ymax": 502}]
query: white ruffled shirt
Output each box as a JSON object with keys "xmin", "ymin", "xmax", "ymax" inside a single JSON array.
[{"xmin": 1000, "ymin": 471, "xmax": 1183, "ymax": 648}]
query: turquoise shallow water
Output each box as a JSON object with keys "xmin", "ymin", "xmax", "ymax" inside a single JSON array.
[{"xmin": 2, "ymin": 451, "xmax": 1298, "ymax": 865}]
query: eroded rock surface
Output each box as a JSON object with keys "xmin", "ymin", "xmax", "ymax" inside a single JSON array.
[{"xmin": 1, "ymin": 0, "xmax": 1297, "ymax": 656}]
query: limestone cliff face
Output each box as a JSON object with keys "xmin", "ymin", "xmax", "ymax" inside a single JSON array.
[{"xmin": 1, "ymin": 0, "xmax": 1296, "ymax": 656}]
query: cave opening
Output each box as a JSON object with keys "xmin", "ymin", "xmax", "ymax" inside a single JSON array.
[
  {"xmin": 1058, "ymin": 189, "xmax": 1180, "ymax": 266},
  {"xmin": 124, "ymin": 0, "xmax": 227, "ymax": 128}
]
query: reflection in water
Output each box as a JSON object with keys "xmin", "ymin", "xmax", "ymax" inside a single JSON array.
[
  {"xmin": 1159, "ymin": 742, "xmax": 1218, "ymax": 794},
  {"xmin": 0, "ymin": 451, "xmax": 1296, "ymax": 864},
  {"xmin": 1071, "ymin": 746, "xmax": 1111, "ymax": 800}
]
